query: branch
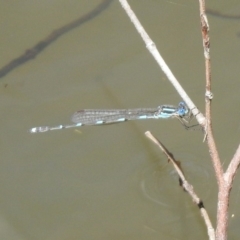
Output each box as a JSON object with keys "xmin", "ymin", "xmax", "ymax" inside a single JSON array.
[
  {"xmin": 145, "ymin": 131, "xmax": 215, "ymax": 240},
  {"xmin": 225, "ymin": 144, "xmax": 240, "ymax": 186},
  {"xmin": 198, "ymin": 0, "xmax": 224, "ymax": 203},
  {"xmin": 118, "ymin": 0, "xmax": 205, "ymax": 126},
  {"xmin": 198, "ymin": 2, "xmax": 233, "ymax": 239}
]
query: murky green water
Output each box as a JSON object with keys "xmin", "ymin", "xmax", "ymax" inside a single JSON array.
[{"xmin": 0, "ymin": 0, "xmax": 240, "ymax": 239}]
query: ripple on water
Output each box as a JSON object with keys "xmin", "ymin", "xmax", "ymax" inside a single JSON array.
[{"xmin": 139, "ymin": 151, "xmax": 213, "ymax": 209}]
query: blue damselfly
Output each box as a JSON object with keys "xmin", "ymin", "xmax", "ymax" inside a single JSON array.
[{"xmin": 30, "ymin": 101, "xmax": 190, "ymax": 133}]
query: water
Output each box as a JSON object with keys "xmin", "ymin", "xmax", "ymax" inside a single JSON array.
[{"xmin": 0, "ymin": 0, "xmax": 240, "ymax": 239}]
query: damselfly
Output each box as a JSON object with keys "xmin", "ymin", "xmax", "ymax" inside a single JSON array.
[{"xmin": 30, "ymin": 101, "xmax": 190, "ymax": 133}]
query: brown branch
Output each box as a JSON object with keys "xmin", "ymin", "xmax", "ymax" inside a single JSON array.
[
  {"xmin": 216, "ymin": 145, "xmax": 240, "ymax": 240},
  {"xmin": 198, "ymin": 1, "xmax": 223, "ymax": 185},
  {"xmin": 0, "ymin": 0, "xmax": 114, "ymax": 78},
  {"xmin": 145, "ymin": 131, "xmax": 215, "ymax": 240},
  {"xmin": 199, "ymin": 2, "xmax": 234, "ymax": 240},
  {"xmin": 225, "ymin": 145, "xmax": 240, "ymax": 183}
]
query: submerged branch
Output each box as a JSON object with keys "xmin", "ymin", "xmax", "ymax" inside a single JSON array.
[{"xmin": 0, "ymin": 0, "xmax": 114, "ymax": 78}]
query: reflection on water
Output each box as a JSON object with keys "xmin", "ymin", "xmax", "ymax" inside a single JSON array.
[
  {"xmin": 0, "ymin": 0, "xmax": 114, "ymax": 79},
  {"xmin": 139, "ymin": 152, "xmax": 212, "ymax": 209},
  {"xmin": 137, "ymin": 151, "xmax": 213, "ymax": 239},
  {"xmin": 207, "ymin": 8, "xmax": 240, "ymax": 20}
]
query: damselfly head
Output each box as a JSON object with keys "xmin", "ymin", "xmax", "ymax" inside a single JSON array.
[{"xmin": 177, "ymin": 102, "xmax": 189, "ymax": 117}]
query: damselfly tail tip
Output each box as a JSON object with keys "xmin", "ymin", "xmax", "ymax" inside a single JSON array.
[{"xmin": 29, "ymin": 126, "xmax": 49, "ymax": 133}]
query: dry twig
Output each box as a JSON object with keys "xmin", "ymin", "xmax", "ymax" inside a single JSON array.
[
  {"xmin": 145, "ymin": 131, "xmax": 215, "ymax": 240},
  {"xmin": 118, "ymin": 0, "xmax": 205, "ymax": 127}
]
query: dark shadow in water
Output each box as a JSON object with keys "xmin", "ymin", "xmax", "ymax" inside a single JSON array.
[
  {"xmin": 206, "ymin": 8, "xmax": 240, "ymax": 37},
  {"xmin": 0, "ymin": 0, "xmax": 114, "ymax": 79},
  {"xmin": 206, "ymin": 9, "xmax": 240, "ymax": 20}
]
